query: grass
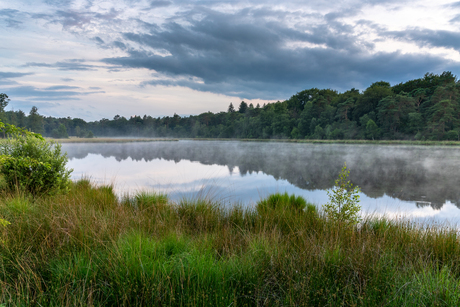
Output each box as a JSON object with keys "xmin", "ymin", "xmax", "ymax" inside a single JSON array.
[{"xmin": 1, "ymin": 185, "xmax": 460, "ymax": 306}]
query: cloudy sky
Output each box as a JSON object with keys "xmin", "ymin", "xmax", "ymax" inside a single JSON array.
[{"xmin": 1, "ymin": 0, "xmax": 460, "ymax": 120}]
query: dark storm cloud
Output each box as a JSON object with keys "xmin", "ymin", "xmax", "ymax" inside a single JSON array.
[
  {"xmin": 24, "ymin": 59, "xmax": 101, "ymax": 71},
  {"xmin": 102, "ymin": 7, "xmax": 457, "ymax": 97},
  {"xmin": 140, "ymin": 51, "xmax": 454, "ymax": 99},
  {"xmin": 386, "ymin": 29, "xmax": 460, "ymax": 51}
]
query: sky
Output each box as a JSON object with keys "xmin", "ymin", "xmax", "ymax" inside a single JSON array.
[{"xmin": 1, "ymin": 0, "xmax": 460, "ymax": 121}]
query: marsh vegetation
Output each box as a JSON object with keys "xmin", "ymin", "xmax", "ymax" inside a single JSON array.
[{"xmin": 2, "ymin": 180, "xmax": 460, "ymax": 306}]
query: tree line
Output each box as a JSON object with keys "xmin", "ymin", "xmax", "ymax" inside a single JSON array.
[{"xmin": 1, "ymin": 71, "xmax": 460, "ymax": 140}]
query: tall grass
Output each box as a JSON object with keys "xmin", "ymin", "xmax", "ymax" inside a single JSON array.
[{"xmin": 1, "ymin": 185, "xmax": 460, "ymax": 306}]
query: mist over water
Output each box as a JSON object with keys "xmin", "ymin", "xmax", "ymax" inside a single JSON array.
[{"xmin": 62, "ymin": 140, "xmax": 460, "ymax": 225}]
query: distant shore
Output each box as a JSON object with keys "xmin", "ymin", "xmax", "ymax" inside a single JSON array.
[
  {"xmin": 49, "ymin": 136, "xmax": 460, "ymax": 146},
  {"xmin": 187, "ymin": 138, "xmax": 460, "ymax": 146},
  {"xmin": 50, "ymin": 137, "xmax": 179, "ymax": 143}
]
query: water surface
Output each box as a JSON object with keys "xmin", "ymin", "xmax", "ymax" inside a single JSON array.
[{"xmin": 62, "ymin": 140, "xmax": 460, "ymax": 225}]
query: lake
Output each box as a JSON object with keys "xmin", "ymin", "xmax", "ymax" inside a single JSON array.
[{"xmin": 62, "ymin": 140, "xmax": 460, "ymax": 225}]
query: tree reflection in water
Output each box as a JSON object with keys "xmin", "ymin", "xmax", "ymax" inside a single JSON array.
[{"xmin": 62, "ymin": 140, "xmax": 460, "ymax": 210}]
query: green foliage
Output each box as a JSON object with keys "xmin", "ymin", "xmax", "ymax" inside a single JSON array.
[
  {"xmin": 322, "ymin": 162, "xmax": 361, "ymax": 226},
  {"xmin": 365, "ymin": 119, "xmax": 380, "ymax": 140},
  {"xmin": 0, "ymin": 134, "xmax": 72, "ymax": 195},
  {"xmin": 51, "ymin": 123, "xmax": 69, "ymax": 139},
  {"xmin": 446, "ymin": 130, "xmax": 459, "ymax": 140},
  {"xmin": 0, "ymin": 120, "xmax": 43, "ymax": 140},
  {"xmin": 257, "ymin": 192, "xmax": 307, "ymax": 214}
]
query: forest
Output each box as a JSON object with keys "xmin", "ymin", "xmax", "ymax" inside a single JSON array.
[{"xmin": 1, "ymin": 71, "xmax": 459, "ymax": 140}]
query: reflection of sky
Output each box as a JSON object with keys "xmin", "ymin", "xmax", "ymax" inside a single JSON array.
[{"xmin": 67, "ymin": 153, "xmax": 460, "ymax": 226}]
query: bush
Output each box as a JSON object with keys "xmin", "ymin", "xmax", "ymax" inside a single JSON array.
[{"xmin": 0, "ymin": 134, "xmax": 72, "ymax": 195}]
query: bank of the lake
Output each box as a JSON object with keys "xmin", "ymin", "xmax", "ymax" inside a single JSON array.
[
  {"xmin": 50, "ymin": 137, "xmax": 179, "ymax": 143},
  {"xmin": 1, "ymin": 180, "xmax": 460, "ymax": 306},
  {"xmin": 51, "ymin": 136, "xmax": 460, "ymax": 146},
  {"xmin": 190, "ymin": 137, "xmax": 460, "ymax": 146}
]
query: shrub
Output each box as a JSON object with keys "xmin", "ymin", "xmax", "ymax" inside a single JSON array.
[
  {"xmin": 0, "ymin": 134, "xmax": 72, "ymax": 195},
  {"xmin": 322, "ymin": 162, "xmax": 361, "ymax": 226}
]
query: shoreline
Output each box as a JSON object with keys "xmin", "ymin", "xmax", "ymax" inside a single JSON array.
[
  {"xmin": 51, "ymin": 137, "xmax": 179, "ymax": 143},
  {"xmin": 184, "ymin": 137, "xmax": 460, "ymax": 146},
  {"xmin": 50, "ymin": 136, "xmax": 460, "ymax": 146}
]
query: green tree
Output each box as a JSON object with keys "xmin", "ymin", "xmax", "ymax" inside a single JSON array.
[
  {"xmin": 365, "ymin": 119, "xmax": 380, "ymax": 140},
  {"xmin": 377, "ymin": 95, "xmax": 415, "ymax": 135},
  {"xmin": 428, "ymin": 99, "xmax": 458, "ymax": 139},
  {"xmin": 27, "ymin": 106, "xmax": 44, "ymax": 134},
  {"xmin": 238, "ymin": 101, "xmax": 248, "ymax": 114},
  {"xmin": 0, "ymin": 93, "xmax": 9, "ymax": 113},
  {"xmin": 51, "ymin": 124, "xmax": 69, "ymax": 139},
  {"xmin": 353, "ymin": 82, "xmax": 393, "ymax": 121},
  {"xmin": 322, "ymin": 162, "xmax": 361, "ymax": 226},
  {"xmin": 227, "ymin": 103, "xmax": 235, "ymax": 113},
  {"xmin": 337, "ymin": 97, "xmax": 355, "ymax": 121},
  {"xmin": 290, "ymin": 127, "xmax": 300, "ymax": 139},
  {"xmin": 313, "ymin": 125, "xmax": 324, "ymax": 139}
]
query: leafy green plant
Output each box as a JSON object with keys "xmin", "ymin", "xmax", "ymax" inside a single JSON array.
[
  {"xmin": 322, "ymin": 162, "xmax": 361, "ymax": 226},
  {"xmin": 0, "ymin": 133, "xmax": 72, "ymax": 195}
]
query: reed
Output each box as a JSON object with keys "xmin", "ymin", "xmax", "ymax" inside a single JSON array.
[{"xmin": 1, "ymin": 181, "xmax": 460, "ymax": 306}]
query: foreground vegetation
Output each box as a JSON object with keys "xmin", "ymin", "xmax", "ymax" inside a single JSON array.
[{"xmin": 0, "ymin": 183, "xmax": 460, "ymax": 306}]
